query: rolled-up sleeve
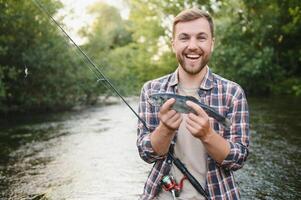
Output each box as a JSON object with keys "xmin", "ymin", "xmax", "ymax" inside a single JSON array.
[
  {"xmin": 136, "ymin": 83, "xmax": 165, "ymax": 163},
  {"xmin": 220, "ymin": 86, "xmax": 250, "ymax": 171}
]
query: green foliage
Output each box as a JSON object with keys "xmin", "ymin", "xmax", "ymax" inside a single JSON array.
[
  {"xmin": 210, "ymin": 0, "xmax": 301, "ymax": 95},
  {"xmin": 1, "ymin": 0, "xmax": 300, "ymax": 114},
  {"xmin": 120, "ymin": 0, "xmax": 301, "ymax": 96},
  {"xmin": 78, "ymin": 2, "xmax": 135, "ymax": 95},
  {"xmin": 0, "ymin": 0, "xmax": 101, "ymax": 113}
]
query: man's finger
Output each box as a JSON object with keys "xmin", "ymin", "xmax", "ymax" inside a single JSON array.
[
  {"xmin": 186, "ymin": 100, "xmax": 208, "ymax": 117},
  {"xmin": 161, "ymin": 112, "xmax": 182, "ymax": 130},
  {"xmin": 187, "ymin": 112, "xmax": 206, "ymax": 125},
  {"xmin": 168, "ymin": 112, "xmax": 182, "ymax": 124},
  {"xmin": 186, "ymin": 123, "xmax": 198, "ymax": 135},
  {"xmin": 174, "ymin": 115, "xmax": 183, "ymax": 126},
  {"xmin": 161, "ymin": 98, "xmax": 176, "ymax": 112},
  {"xmin": 162, "ymin": 110, "xmax": 179, "ymax": 121},
  {"xmin": 186, "ymin": 115, "xmax": 201, "ymax": 128}
]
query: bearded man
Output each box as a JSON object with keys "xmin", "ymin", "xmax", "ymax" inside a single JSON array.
[{"xmin": 137, "ymin": 8, "xmax": 250, "ymax": 200}]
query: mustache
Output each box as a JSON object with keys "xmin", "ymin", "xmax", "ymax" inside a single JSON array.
[{"xmin": 183, "ymin": 48, "xmax": 204, "ymax": 55}]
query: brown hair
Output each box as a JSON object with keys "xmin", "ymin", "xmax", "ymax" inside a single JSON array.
[{"xmin": 172, "ymin": 8, "xmax": 214, "ymax": 38}]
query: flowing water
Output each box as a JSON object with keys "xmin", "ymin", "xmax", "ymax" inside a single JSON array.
[{"xmin": 0, "ymin": 97, "xmax": 300, "ymax": 200}]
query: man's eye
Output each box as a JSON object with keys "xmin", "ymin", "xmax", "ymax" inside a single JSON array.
[
  {"xmin": 179, "ymin": 37, "xmax": 188, "ymax": 41},
  {"xmin": 198, "ymin": 37, "xmax": 206, "ymax": 41}
]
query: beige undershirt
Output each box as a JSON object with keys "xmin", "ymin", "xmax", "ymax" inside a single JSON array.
[{"xmin": 156, "ymin": 86, "xmax": 208, "ymax": 200}]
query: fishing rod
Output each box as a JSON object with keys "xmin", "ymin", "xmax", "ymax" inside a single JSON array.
[
  {"xmin": 32, "ymin": 0, "xmax": 147, "ymax": 128},
  {"xmin": 33, "ymin": 1, "xmax": 209, "ymax": 199}
]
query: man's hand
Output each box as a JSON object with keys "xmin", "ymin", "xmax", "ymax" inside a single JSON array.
[
  {"xmin": 150, "ymin": 98, "xmax": 182, "ymax": 156},
  {"xmin": 185, "ymin": 100, "xmax": 230, "ymax": 163},
  {"xmin": 158, "ymin": 98, "xmax": 182, "ymax": 133},
  {"xmin": 186, "ymin": 100, "xmax": 214, "ymax": 141}
]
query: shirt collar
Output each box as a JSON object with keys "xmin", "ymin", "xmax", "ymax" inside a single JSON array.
[
  {"xmin": 168, "ymin": 66, "xmax": 214, "ymax": 90},
  {"xmin": 168, "ymin": 69, "xmax": 179, "ymax": 87},
  {"xmin": 200, "ymin": 66, "xmax": 214, "ymax": 90}
]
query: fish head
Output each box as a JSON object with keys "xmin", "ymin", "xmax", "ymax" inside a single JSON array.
[{"xmin": 148, "ymin": 93, "xmax": 170, "ymax": 106}]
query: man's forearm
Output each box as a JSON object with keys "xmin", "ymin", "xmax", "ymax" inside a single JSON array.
[
  {"xmin": 150, "ymin": 123, "xmax": 176, "ymax": 156},
  {"xmin": 202, "ymin": 129, "xmax": 231, "ymax": 164}
]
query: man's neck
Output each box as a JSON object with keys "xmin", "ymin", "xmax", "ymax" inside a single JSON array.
[{"xmin": 178, "ymin": 65, "xmax": 208, "ymax": 88}]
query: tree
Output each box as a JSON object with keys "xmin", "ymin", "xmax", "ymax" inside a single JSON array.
[
  {"xmin": 211, "ymin": 0, "xmax": 301, "ymax": 95},
  {"xmin": 0, "ymin": 0, "xmax": 98, "ymax": 113},
  {"xmin": 80, "ymin": 2, "xmax": 137, "ymax": 95},
  {"xmin": 124, "ymin": 0, "xmax": 301, "ymax": 95}
]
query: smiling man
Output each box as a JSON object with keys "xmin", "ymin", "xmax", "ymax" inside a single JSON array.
[{"xmin": 137, "ymin": 8, "xmax": 250, "ymax": 200}]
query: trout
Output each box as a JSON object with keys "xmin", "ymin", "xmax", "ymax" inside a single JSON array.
[{"xmin": 148, "ymin": 93, "xmax": 231, "ymax": 128}]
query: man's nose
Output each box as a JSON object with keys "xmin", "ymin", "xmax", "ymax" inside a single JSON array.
[{"xmin": 187, "ymin": 38, "xmax": 198, "ymax": 50}]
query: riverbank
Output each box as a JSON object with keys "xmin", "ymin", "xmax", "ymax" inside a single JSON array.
[{"xmin": 0, "ymin": 95, "xmax": 139, "ymax": 126}]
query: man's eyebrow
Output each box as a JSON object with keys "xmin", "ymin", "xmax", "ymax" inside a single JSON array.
[
  {"xmin": 177, "ymin": 33, "xmax": 190, "ymax": 37},
  {"xmin": 197, "ymin": 32, "xmax": 209, "ymax": 36},
  {"xmin": 177, "ymin": 32, "xmax": 209, "ymax": 37}
]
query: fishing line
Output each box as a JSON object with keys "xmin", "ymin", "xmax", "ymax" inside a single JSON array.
[
  {"xmin": 60, "ymin": 33, "xmax": 113, "ymax": 95},
  {"xmin": 52, "ymin": 18, "xmax": 113, "ymax": 95},
  {"xmin": 32, "ymin": 0, "xmax": 145, "ymax": 127},
  {"xmin": 32, "ymin": 1, "xmax": 208, "ymax": 199},
  {"xmin": 47, "ymin": 26, "xmax": 111, "ymax": 98}
]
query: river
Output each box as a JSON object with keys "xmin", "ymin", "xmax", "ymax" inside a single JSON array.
[{"xmin": 0, "ymin": 96, "xmax": 300, "ymax": 199}]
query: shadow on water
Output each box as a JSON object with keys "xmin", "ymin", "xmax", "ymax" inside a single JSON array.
[{"xmin": 0, "ymin": 97, "xmax": 300, "ymax": 199}]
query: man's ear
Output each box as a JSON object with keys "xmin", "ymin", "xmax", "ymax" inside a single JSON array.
[
  {"xmin": 211, "ymin": 37, "xmax": 215, "ymax": 52},
  {"xmin": 171, "ymin": 39, "xmax": 175, "ymax": 53}
]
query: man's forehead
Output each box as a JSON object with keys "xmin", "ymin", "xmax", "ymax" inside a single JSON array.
[{"xmin": 174, "ymin": 18, "xmax": 211, "ymax": 36}]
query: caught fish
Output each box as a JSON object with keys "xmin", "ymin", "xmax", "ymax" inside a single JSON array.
[{"xmin": 149, "ymin": 93, "xmax": 231, "ymax": 128}]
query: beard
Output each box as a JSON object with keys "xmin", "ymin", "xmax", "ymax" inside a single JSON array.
[{"xmin": 176, "ymin": 50, "xmax": 211, "ymax": 75}]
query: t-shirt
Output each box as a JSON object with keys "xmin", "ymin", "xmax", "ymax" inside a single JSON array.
[{"xmin": 156, "ymin": 85, "xmax": 207, "ymax": 200}]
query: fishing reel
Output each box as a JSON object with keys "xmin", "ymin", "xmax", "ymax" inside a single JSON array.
[{"xmin": 160, "ymin": 175, "xmax": 187, "ymax": 198}]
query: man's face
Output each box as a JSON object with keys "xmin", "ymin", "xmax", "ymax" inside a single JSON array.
[{"xmin": 172, "ymin": 18, "xmax": 214, "ymax": 75}]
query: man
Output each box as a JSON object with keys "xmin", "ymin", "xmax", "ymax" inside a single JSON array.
[{"xmin": 137, "ymin": 8, "xmax": 249, "ymax": 200}]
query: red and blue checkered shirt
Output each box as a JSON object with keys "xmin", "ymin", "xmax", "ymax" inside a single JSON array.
[{"xmin": 137, "ymin": 67, "xmax": 250, "ymax": 200}]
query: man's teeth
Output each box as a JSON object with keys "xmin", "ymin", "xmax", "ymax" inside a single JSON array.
[{"xmin": 186, "ymin": 54, "xmax": 200, "ymax": 59}]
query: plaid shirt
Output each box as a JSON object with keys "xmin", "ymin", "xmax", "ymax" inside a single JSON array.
[{"xmin": 137, "ymin": 67, "xmax": 250, "ymax": 200}]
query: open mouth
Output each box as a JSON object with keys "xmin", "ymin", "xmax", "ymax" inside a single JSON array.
[{"xmin": 185, "ymin": 54, "xmax": 201, "ymax": 60}]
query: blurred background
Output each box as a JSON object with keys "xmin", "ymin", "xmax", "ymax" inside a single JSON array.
[{"xmin": 0, "ymin": 0, "xmax": 300, "ymax": 199}]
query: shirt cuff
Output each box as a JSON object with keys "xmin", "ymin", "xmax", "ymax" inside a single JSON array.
[
  {"xmin": 139, "ymin": 134, "xmax": 166, "ymax": 163},
  {"xmin": 220, "ymin": 142, "xmax": 239, "ymax": 169}
]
